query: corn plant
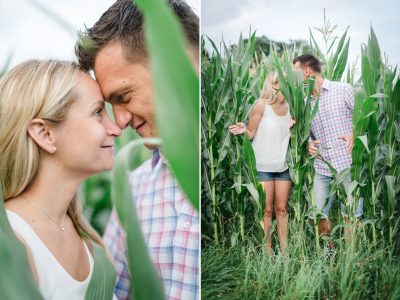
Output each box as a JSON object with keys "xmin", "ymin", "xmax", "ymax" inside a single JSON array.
[
  {"xmin": 112, "ymin": 139, "xmax": 165, "ymax": 300},
  {"xmin": 309, "ymin": 9, "xmax": 350, "ymax": 82},
  {"xmin": 201, "ymin": 32, "xmax": 265, "ymax": 245},
  {"xmin": 135, "ymin": 0, "xmax": 199, "ymax": 210},
  {"xmin": 270, "ymin": 48, "xmax": 319, "ymax": 244},
  {"xmin": 351, "ymin": 27, "xmax": 400, "ymax": 249},
  {"xmin": 0, "ymin": 185, "xmax": 43, "ymax": 299}
]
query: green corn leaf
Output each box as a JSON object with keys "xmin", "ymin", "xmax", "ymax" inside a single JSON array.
[
  {"xmin": 84, "ymin": 244, "xmax": 116, "ymax": 300},
  {"xmin": 332, "ymin": 38, "xmax": 350, "ymax": 81},
  {"xmin": 134, "ymin": 0, "xmax": 199, "ymax": 210},
  {"xmin": 112, "ymin": 138, "xmax": 165, "ymax": 300},
  {"xmin": 309, "ymin": 28, "xmax": 326, "ymax": 65},
  {"xmin": 384, "ymin": 175, "xmax": 396, "ymax": 216},
  {"xmin": 356, "ymin": 135, "xmax": 370, "ymax": 153},
  {"xmin": 243, "ymin": 135, "xmax": 258, "ymax": 185},
  {"xmin": 328, "ymin": 27, "xmax": 348, "ymax": 77},
  {"xmin": 0, "ymin": 185, "xmax": 43, "ymax": 299}
]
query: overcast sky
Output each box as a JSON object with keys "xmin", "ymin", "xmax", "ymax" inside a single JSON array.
[
  {"xmin": 202, "ymin": 0, "xmax": 400, "ymax": 72},
  {"xmin": 0, "ymin": 0, "xmax": 199, "ymax": 70}
]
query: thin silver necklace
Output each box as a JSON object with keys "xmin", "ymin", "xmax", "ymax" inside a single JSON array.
[{"xmin": 22, "ymin": 196, "xmax": 67, "ymax": 232}]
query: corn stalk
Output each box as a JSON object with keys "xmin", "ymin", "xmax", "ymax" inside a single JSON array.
[
  {"xmin": 201, "ymin": 33, "xmax": 265, "ymax": 245},
  {"xmin": 271, "ymin": 48, "xmax": 318, "ymax": 225}
]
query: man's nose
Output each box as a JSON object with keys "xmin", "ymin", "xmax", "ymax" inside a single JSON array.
[{"xmin": 113, "ymin": 105, "xmax": 132, "ymax": 130}]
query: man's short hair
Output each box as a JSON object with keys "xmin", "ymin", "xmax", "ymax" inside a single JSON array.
[
  {"xmin": 293, "ymin": 54, "xmax": 321, "ymax": 73},
  {"xmin": 75, "ymin": 0, "xmax": 199, "ymax": 70}
]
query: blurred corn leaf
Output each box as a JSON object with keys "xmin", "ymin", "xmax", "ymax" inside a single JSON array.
[
  {"xmin": 134, "ymin": 0, "xmax": 199, "ymax": 210},
  {"xmin": 112, "ymin": 138, "xmax": 165, "ymax": 300},
  {"xmin": 0, "ymin": 185, "xmax": 43, "ymax": 299},
  {"xmin": 0, "ymin": 53, "xmax": 12, "ymax": 77},
  {"xmin": 84, "ymin": 243, "xmax": 116, "ymax": 300}
]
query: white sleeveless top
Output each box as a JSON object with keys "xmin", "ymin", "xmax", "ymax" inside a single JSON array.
[
  {"xmin": 6, "ymin": 210, "xmax": 94, "ymax": 300},
  {"xmin": 251, "ymin": 103, "xmax": 291, "ymax": 172}
]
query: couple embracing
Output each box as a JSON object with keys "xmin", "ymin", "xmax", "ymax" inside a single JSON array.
[
  {"xmin": 229, "ymin": 54, "xmax": 363, "ymax": 255},
  {"xmin": 1, "ymin": 1, "xmax": 199, "ymax": 299}
]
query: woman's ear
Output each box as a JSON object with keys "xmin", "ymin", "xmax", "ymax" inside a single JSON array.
[
  {"xmin": 27, "ymin": 119, "xmax": 57, "ymax": 154},
  {"xmin": 273, "ymin": 82, "xmax": 279, "ymax": 91}
]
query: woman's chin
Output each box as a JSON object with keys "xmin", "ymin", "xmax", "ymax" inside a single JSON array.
[{"xmin": 103, "ymin": 158, "xmax": 115, "ymax": 171}]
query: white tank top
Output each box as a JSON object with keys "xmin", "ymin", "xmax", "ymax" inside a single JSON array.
[
  {"xmin": 251, "ymin": 103, "xmax": 291, "ymax": 172},
  {"xmin": 6, "ymin": 209, "xmax": 94, "ymax": 300}
]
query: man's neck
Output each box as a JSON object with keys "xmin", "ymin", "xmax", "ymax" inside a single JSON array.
[{"xmin": 312, "ymin": 74, "xmax": 325, "ymax": 96}]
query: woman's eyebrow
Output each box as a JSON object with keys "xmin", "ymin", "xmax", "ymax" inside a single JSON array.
[{"xmin": 89, "ymin": 100, "xmax": 105, "ymax": 108}]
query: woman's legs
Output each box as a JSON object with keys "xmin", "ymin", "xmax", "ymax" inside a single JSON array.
[
  {"xmin": 263, "ymin": 181, "xmax": 275, "ymax": 253},
  {"xmin": 274, "ymin": 180, "xmax": 292, "ymax": 254}
]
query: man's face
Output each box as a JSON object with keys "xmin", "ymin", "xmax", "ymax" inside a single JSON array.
[
  {"xmin": 293, "ymin": 61, "xmax": 311, "ymax": 82},
  {"xmin": 94, "ymin": 41, "xmax": 156, "ymax": 138}
]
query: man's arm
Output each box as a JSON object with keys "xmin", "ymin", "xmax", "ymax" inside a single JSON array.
[
  {"xmin": 103, "ymin": 209, "xmax": 131, "ymax": 300},
  {"xmin": 338, "ymin": 84, "xmax": 355, "ymax": 153},
  {"xmin": 345, "ymin": 84, "xmax": 355, "ymax": 112}
]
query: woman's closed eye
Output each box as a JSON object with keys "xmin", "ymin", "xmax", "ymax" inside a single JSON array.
[{"xmin": 93, "ymin": 106, "xmax": 104, "ymax": 117}]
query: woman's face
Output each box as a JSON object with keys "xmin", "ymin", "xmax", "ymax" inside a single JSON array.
[{"xmin": 53, "ymin": 72, "xmax": 121, "ymax": 177}]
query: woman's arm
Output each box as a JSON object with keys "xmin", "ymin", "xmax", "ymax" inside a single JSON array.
[{"xmin": 228, "ymin": 100, "xmax": 264, "ymax": 140}]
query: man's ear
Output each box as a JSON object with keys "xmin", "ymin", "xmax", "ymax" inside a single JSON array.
[
  {"xmin": 27, "ymin": 119, "xmax": 57, "ymax": 154},
  {"xmin": 305, "ymin": 66, "xmax": 312, "ymax": 77}
]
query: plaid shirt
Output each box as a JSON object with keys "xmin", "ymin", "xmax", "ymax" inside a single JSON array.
[
  {"xmin": 310, "ymin": 79, "xmax": 354, "ymax": 176},
  {"xmin": 103, "ymin": 149, "xmax": 199, "ymax": 300}
]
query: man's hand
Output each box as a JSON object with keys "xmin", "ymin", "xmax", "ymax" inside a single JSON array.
[
  {"xmin": 338, "ymin": 134, "xmax": 354, "ymax": 153},
  {"xmin": 308, "ymin": 140, "xmax": 321, "ymax": 156},
  {"xmin": 288, "ymin": 117, "xmax": 296, "ymax": 129},
  {"xmin": 229, "ymin": 122, "xmax": 246, "ymax": 135}
]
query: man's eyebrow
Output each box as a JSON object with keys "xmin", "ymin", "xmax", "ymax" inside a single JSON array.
[{"xmin": 107, "ymin": 88, "xmax": 130, "ymax": 102}]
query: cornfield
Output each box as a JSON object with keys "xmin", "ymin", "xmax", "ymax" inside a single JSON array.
[{"xmin": 201, "ymin": 17, "xmax": 400, "ymax": 298}]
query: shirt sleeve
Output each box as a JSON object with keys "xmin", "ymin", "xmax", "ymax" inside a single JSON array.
[
  {"xmin": 103, "ymin": 208, "xmax": 131, "ymax": 300},
  {"xmin": 345, "ymin": 84, "xmax": 355, "ymax": 112}
]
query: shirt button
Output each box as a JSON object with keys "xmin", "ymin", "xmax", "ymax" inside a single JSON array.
[
  {"xmin": 184, "ymin": 220, "xmax": 191, "ymax": 229},
  {"xmin": 175, "ymin": 272, "xmax": 183, "ymax": 281}
]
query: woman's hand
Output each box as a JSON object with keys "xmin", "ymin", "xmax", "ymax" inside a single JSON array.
[{"xmin": 229, "ymin": 122, "xmax": 246, "ymax": 135}]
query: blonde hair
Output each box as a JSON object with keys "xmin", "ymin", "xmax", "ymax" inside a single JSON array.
[
  {"xmin": 260, "ymin": 71, "xmax": 279, "ymax": 105},
  {"xmin": 0, "ymin": 59, "xmax": 104, "ymax": 248}
]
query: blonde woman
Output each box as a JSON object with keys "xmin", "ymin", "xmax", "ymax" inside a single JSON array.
[
  {"xmin": 0, "ymin": 60, "xmax": 121, "ymax": 299},
  {"xmin": 229, "ymin": 72, "xmax": 294, "ymax": 254}
]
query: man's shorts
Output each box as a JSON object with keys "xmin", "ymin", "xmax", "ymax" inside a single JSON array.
[{"xmin": 257, "ymin": 169, "xmax": 291, "ymax": 182}]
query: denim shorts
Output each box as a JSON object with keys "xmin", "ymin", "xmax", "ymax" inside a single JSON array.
[
  {"xmin": 257, "ymin": 169, "xmax": 291, "ymax": 182},
  {"xmin": 308, "ymin": 172, "xmax": 363, "ymax": 219}
]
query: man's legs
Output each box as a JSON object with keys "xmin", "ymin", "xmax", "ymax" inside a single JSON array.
[{"xmin": 312, "ymin": 173, "xmax": 335, "ymax": 236}]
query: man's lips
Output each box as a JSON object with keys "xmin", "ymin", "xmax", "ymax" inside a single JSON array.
[{"xmin": 133, "ymin": 121, "xmax": 145, "ymax": 131}]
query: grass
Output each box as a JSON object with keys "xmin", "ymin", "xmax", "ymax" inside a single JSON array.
[{"xmin": 202, "ymin": 218, "xmax": 400, "ymax": 300}]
